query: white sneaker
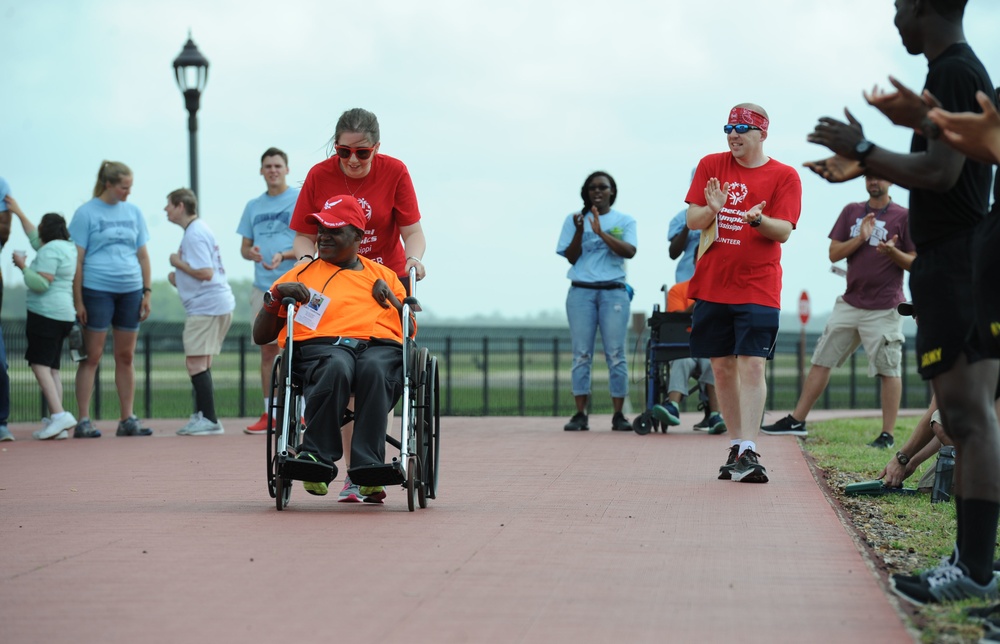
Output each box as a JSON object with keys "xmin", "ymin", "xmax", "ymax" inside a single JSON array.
[
  {"xmin": 33, "ymin": 412, "xmax": 78, "ymax": 440},
  {"xmin": 0, "ymin": 425, "xmax": 14, "ymax": 442},
  {"xmin": 177, "ymin": 413, "xmax": 201, "ymax": 434},
  {"xmin": 178, "ymin": 413, "xmax": 224, "ymax": 436}
]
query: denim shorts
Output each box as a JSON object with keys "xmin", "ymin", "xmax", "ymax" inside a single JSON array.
[{"xmin": 82, "ymin": 287, "xmax": 143, "ymax": 332}]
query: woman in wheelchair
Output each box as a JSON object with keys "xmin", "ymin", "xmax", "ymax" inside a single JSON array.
[{"xmin": 252, "ymin": 195, "xmax": 408, "ymax": 500}]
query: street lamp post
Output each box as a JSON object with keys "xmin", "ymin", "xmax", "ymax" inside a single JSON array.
[{"xmin": 172, "ymin": 34, "xmax": 209, "ymax": 197}]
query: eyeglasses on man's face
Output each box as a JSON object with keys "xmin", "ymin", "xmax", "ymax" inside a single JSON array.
[{"xmin": 723, "ymin": 124, "xmax": 761, "ymax": 135}]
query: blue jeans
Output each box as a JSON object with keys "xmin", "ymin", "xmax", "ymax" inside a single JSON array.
[{"xmin": 566, "ymin": 286, "xmax": 630, "ymax": 398}]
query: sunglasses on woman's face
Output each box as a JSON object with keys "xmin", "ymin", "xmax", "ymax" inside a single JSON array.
[
  {"xmin": 334, "ymin": 145, "xmax": 376, "ymax": 160},
  {"xmin": 723, "ymin": 124, "xmax": 761, "ymax": 135}
]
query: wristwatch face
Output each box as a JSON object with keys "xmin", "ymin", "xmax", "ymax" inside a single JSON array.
[
  {"xmin": 263, "ymin": 290, "xmax": 275, "ymax": 306},
  {"xmin": 895, "ymin": 451, "xmax": 910, "ymax": 466},
  {"xmin": 855, "ymin": 139, "xmax": 874, "ymax": 159}
]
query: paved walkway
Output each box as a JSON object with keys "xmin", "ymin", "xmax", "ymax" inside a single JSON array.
[{"xmin": 0, "ymin": 410, "xmax": 920, "ymax": 644}]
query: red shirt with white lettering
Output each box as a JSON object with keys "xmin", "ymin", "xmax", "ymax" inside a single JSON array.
[
  {"xmin": 684, "ymin": 152, "xmax": 802, "ymax": 308},
  {"xmin": 291, "ymin": 154, "xmax": 421, "ymax": 279}
]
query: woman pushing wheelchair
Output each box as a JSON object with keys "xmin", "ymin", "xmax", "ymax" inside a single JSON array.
[{"xmin": 253, "ymin": 195, "xmax": 408, "ymax": 501}]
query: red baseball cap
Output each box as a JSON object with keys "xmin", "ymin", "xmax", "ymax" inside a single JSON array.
[{"xmin": 306, "ymin": 195, "xmax": 366, "ymax": 231}]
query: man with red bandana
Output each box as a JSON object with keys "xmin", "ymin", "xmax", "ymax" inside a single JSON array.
[{"xmin": 685, "ymin": 103, "xmax": 802, "ymax": 483}]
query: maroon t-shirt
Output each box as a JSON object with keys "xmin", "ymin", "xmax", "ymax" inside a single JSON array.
[{"xmin": 829, "ymin": 201, "xmax": 913, "ymax": 310}]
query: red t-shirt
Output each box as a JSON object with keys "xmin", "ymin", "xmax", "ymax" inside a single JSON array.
[
  {"xmin": 291, "ymin": 154, "xmax": 421, "ymax": 278},
  {"xmin": 684, "ymin": 152, "xmax": 802, "ymax": 308}
]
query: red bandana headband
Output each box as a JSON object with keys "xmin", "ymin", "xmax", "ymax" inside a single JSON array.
[{"xmin": 728, "ymin": 107, "xmax": 769, "ymax": 132}]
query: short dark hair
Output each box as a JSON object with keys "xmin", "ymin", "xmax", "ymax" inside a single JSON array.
[
  {"xmin": 167, "ymin": 188, "xmax": 198, "ymax": 216},
  {"xmin": 38, "ymin": 213, "xmax": 70, "ymax": 244},
  {"xmin": 261, "ymin": 147, "xmax": 288, "ymax": 165},
  {"xmin": 928, "ymin": 0, "xmax": 967, "ymax": 20}
]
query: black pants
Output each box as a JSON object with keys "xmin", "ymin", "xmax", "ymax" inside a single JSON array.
[{"xmin": 293, "ymin": 343, "xmax": 403, "ymax": 469}]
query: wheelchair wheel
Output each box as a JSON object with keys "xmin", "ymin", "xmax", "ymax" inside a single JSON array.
[
  {"xmin": 406, "ymin": 454, "xmax": 418, "ymax": 512},
  {"xmin": 266, "ymin": 354, "xmax": 283, "ymax": 500},
  {"xmin": 424, "ymin": 356, "xmax": 440, "ymax": 500}
]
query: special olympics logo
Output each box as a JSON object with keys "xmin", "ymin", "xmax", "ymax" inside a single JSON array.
[
  {"xmin": 728, "ymin": 183, "xmax": 748, "ymax": 206},
  {"xmin": 357, "ymin": 197, "xmax": 373, "ymax": 221}
]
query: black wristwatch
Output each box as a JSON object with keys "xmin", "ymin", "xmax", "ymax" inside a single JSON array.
[
  {"xmin": 895, "ymin": 451, "xmax": 910, "ymax": 466},
  {"xmin": 748, "ymin": 213, "xmax": 763, "ymax": 228},
  {"xmin": 855, "ymin": 139, "xmax": 875, "ymax": 165}
]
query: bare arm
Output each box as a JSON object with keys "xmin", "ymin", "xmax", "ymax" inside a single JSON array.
[
  {"xmin": 562, "ymin": 214, "xmax": 585, "ymax": 264},
  {"xmin": 808, "ymin": 109, "xmax": 965, "ymax": 192},
  {"xmin": 828, "ymin": 213, "xmax": 873, "ymax": 263},
  {"xmin": 3, "ymin": 195, "xmax": 34, "ymax": 237},
  {"xmin": 252, "ymin": 282, "xmax": 309, "ymax": 345},
  {"xmin": 589, "ymin": 209, "xmax": 636, "ymax": 259},
  {"xmin": 399, "ymin": 221, "xmax": 427, "ymax": 280},
  {"xmin": 927, "ymin": 90, "xmax": 1000, "ymax": 165},
  {"xmin": 73, "ymin": 244, "xmax": 87, "ymax": 324},
  {"xmin": 292, "ymin": 232, "xmax": 317, "ymax": 263},
  {"xmin": 668, "ymin": 226, "xmax": 689, "ymax": 260},
  {"xmin": 137, "ymin": 245, "xmax": 152, "ymax": 322},
  {"xmin": 876, "ymin": 235, "xmax": 916, "ymax": 271},
  {"xmin": 169, "ymin": 252, "xmax": 214, "ymax": 281}
]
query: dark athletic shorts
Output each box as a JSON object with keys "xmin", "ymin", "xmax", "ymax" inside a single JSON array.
[
  {"xmin": 909, "ymin": 230, "xmax": 986, "ymax": 380},
  {"xmin": 25, "ymin": 311, "xmax": 74, "ymax": 369},
  {"xmin": 971, "ymin": 215, "xmax": 1000, "ymax": 359},
  {"xmin": 690, "ymin": 300, "xmax": 779, "ymax": 359}
]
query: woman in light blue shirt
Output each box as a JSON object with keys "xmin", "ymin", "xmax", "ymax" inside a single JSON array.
[
  {"xmin": 67, "ymin": 161, "xmax": 152, "ymax": 438},
  {"xmin": 555, "ymin": 171, "xmax": 637, "ymax": 432}
]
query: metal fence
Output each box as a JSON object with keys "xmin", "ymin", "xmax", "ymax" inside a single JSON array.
[{"xmin": 1, "ymin": 319, "xmax": 932, "ymax": 422}]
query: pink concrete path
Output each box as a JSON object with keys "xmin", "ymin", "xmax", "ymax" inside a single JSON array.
[{"xmin": 0, "ymin": 410, "xmax": 918, "ymax": 644}]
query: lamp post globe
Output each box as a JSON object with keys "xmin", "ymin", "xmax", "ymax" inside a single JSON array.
[{"xmin": 172, "ymin": 34, "xmax": 209, "ymax": 198}]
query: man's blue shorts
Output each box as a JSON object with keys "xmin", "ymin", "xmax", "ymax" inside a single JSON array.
[
  {"xmin": 82, "ymin": 287, "xmax": 143, "ymax": 332},
  {"xmin": 690, "ymin": 301, "xmax": 779, "ymax": 359}
]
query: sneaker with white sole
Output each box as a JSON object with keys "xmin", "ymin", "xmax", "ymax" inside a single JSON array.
[
  {"xmin": 0, "ymin": 424, "xmax": 14, "ymax": 442},
  {"xmin": 892, "ymin": 560, "xmax": 998, "ymax": 605},
  {"xmin": 718, "ymin": 445, "xmax": 740, "ymax": 480},
  {"xmin": 760, "ymin": 414, "xmax": 807, "ymax": 437},
  {"xmin": 731, "ymin": 449, "xmax": 769, "ymax": 483},
  {"xmin": 338, "ymin": 475, "xmax": 365, "ymax": 503},
  {"xmin": 33, "ymin": 412, "xmax": 78, "ymax": 440},
  {"xmin": 706, "ymin": 412, "xmax": 727, "ymax": 435},
  {"xmin": 244, "ymin": 413, "xmax": 270, "ymax": 435},
  {"xmin": 177, "ymin": 412, "xmax": 224, "ymax": 436}
]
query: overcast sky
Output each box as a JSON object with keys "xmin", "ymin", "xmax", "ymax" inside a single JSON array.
[{"xmin": 2, "ymin": 0, "xmax": 998, "ymax": 323}]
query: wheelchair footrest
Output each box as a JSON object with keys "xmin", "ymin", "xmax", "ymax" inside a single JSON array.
[
  {"xmin": 348, "ymin": 461, "xmax": 406, "ymax": 487},
  {"xmin": 280, "ymin": 455, "xmax": 337, "ymax": 483}
]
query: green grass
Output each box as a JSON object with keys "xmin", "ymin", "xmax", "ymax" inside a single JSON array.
[{"xmin": 806, "ymin": 418, "xmax": 995, "ymax": 643}]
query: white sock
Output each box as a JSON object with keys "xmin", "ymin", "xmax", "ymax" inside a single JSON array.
[
  {"xmin": 730, "ymin": 439, "xmax": 741, "ymax": 448},
  {"xmin": 51, "ymin": 411, "xmax": 68, "ymax": 420},
  {"xmin": 739, "ymin": 440, "xmax": 757, "ymax": 456}
]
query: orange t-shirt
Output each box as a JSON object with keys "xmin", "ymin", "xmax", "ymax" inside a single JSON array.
[
  {"xmin": 667, "ymin": 280, "xmax": 694, "ymax": 313},
  {"xmin": 272, "ymin": 255, "xmax": 406, "ymax": 347}
]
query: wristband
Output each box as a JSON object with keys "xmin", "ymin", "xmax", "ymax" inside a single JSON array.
[
  {"xmin": 142, "ymin": 287, "xmax": 152, "ymax": 294},
  {"xmin": 407, "ymin": 256, "xmax": 423, "ymax": 264}
]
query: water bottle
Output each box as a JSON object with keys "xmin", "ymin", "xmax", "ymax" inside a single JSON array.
[
  {"xmin": 68, "ymin": 323, "xmax": 87, "ymax": 362},
  {"xmin": 931, "ymin": 446, "xmax": 956, "ymax": 504}
]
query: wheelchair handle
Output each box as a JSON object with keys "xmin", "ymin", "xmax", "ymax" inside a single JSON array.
[{"xmin": 408, "ymin": 265, "xmax": 417, "ymax": 296}]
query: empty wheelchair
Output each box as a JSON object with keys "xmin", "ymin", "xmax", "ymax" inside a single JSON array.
[
  {"xmin": 265, "ymin": 271, "xmax": 440, "ymax": 512},
  {"xmin": 632, "ymin": 306, "xmax": 693, "ymax": 435}
]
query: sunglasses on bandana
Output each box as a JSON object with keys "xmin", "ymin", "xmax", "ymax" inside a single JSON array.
[
  {"xmin": 334, "ymin": 145, "xmax": 377, "ymax": 160},
  {"xmin": 723, "ymin": 124, "xmax": 761, "ymax": 135}
]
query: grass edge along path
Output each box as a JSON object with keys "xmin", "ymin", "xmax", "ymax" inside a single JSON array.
[{"xmin": 803, "ymin": 417, "xmax": 998, "ymax": 643}]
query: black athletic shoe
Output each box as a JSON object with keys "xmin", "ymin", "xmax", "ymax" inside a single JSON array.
[
  {"xmin": 564, "ymin": 412, "xmax": 589, "ymax": 431},
  {"xmin": 692, "ymin": 403, "xmax": 712, "ymax": 430},
  {"xmin": 760, "ymin": 414, "xmax": 807, "ymax": 437},
  {"xmin": 731, "ymin": 449, "xmax": 769, "ymax": 483},
  {"xmin": 718, "ymin": 445, "xmax": 739, "ymax": 480},
  {"xmin": 611, "ymin": 411, "xmax": 632, "ymax": 431},
  {"xmin": 868, "ymin": 432, "xmax": 894, "ymax": 449}
]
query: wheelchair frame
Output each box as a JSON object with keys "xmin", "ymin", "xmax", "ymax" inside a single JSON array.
[
  {"xmin": 632, "ymin": 306, "xmax": 693, "ymax": 435},
  {"xmin": 265, "ymin": 268, "xmax": 440, "ymax": 511}
]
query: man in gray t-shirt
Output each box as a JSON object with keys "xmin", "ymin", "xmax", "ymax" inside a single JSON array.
[{"xmin": 761, "ymin": 175, "xmax": 915, "ymax": 446}]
